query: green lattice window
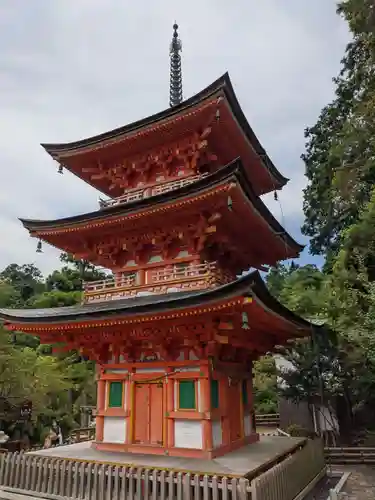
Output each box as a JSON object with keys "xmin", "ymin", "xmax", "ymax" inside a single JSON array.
[
  {"xmin": 242, "ymin": 379, "xmax": 248, "ymax": 406},
  {"xmin": 178, "ymin": 380, "xmax": 196, "ymax": 410},
  {"xmin": 211, "ymin": 379, "xmax": 219, "ymax": 409},
  {"xmin": 108, "ymin": 381, "xmax": 123, "ymax": 408}
]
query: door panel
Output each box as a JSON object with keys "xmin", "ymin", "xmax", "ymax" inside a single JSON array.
[
  {"xmin": 149, "ymin": 383, "xmax": 164, "ymax": 445},
  {"xmin": 134, "ymin": 383, "xmax": 149, "ymax": 444},
  {"xmin": 133, "ymin": 382, "xmax": 164, "ymax": 446}
]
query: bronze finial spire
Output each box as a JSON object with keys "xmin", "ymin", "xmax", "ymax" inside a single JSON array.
[{"xmin": 169, "ymin": 23, "xmax": 183, "ymax": 107}]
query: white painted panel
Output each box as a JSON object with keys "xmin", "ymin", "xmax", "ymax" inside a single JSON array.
[
  {"xmin": 178, "ymin": 367, "xmax": 200, "ymax": 372},
  {"xmin": 197, "ymin": 381, "xmax": 202, "ymax": 412},
  {"xmin": 176, "ymin": 352, "xmax": 184, "ymax": 361},
  {"xmin": 176, "ymin": 250, "xmax": 190, "ymax": 257},
  {"xmin": 124, "ymin": 382, "xmax": 128, "ymax": 410},
  {"xmin": 174, "ymin": 381, "xmax": 178, "ymax": 411},
  {"xmin": 244, "ymin": 414, "xmax": 252, "ymax": 436},
  {"xmin": 136, "ymin": 368, "xmax": 165, "ymax": 373},
  {"xmin": 189, "ymin": 351, "xmax": 198, "ymax": 361},
  {"xmin": 174, "ymin": 420, "xmax": 203, "ymax": 449},
  {"xmin": 212, "ymin": 421, "xmax": 222, "ymax": 448},
  {"xmin": 106, "ymin": 369, "xmax": 128, "ymax": 374},
  {"xmin": 103, "ymin": 417, "xmax": 126, "ymax": 444}
]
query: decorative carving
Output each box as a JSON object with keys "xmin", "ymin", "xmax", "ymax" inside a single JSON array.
[{"xmin": 82, "ymin": 130, "xmax": 218, "ymax": 192}]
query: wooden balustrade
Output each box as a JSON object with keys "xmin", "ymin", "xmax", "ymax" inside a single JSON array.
[
  {"xmin": 0, "ymin": 439, "xmax": 326, "ymax": 499},
  {"xmin": 150, "ymin": 261, "xmax": 216, "ymax": 282},
  {"xmin": 99, "ymin": 173, "xmax": 207, "ymax": 209},
  {"xmin": 84, "ymin": 273, "xmax": 136, "ymax": 295},
  {"xmin": 83, "ymin": 261, "xmax": 226, "ymax": 303}
]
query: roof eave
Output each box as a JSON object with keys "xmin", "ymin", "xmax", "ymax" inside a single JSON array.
[
  {"xmin": 18, "ymin": 158, "xmax": 303, "ymax": 253},
  {"xmin": 40, "ymin": 72, "xmax": 287, "ymax": 189},
  {"xmin": 0, "ymin": 271, "xmax": 320, "ymax": 334}
]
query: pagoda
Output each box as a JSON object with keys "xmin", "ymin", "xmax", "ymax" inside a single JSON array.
[{"xmin": 0, "ymin": 25, "xmax": 315, "ymax": 460}]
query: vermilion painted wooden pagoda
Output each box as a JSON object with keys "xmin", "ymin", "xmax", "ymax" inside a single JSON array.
[{"xmin": 0, "ymin": 27, "xmax": 315, "ymax": 459}]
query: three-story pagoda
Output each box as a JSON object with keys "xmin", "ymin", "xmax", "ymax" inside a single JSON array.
[{"xmin": 0, "ymin": 27, "xmax": 317, "ymax": 459}]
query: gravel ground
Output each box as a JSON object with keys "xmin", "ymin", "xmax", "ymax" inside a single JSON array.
[
  {"xmin": 336, "ymin": 466, "xmax": 375, "ymax": 499},
  {"xmin": 305, "ymin": 466, "xmax": 375, "ymax": 500}
]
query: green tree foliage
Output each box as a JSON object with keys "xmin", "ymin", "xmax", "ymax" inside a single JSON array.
[
  {"xmin": 0, "ymin": 253, "xmax": 102, "ymax": 444},
  {"xmin": 253, "ymin": 356, "xmax": 278, "ymax": 414},
  {"xmin": 302, "ymin": 0, "xmax": 375, "ymax": 256},
  {"xmin": 0, "ymin": 264, "xmax": 44, "ymax": 303}
]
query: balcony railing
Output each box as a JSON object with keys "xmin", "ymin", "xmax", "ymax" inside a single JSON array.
[
  {"xmin": 99, "ymin": 173, "xmax": 208, "ymax": 209},
  {"xmin": 83, "ymin": 261, "xmax": 231, "ymax": 303}
]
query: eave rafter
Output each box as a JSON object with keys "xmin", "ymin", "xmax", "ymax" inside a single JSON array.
[
  {"xmin": 43, "ymin": 73, "xmax": 287, "ymax": 196},
  {"xmin": 3, "ymin": 289, "xmax": 308, "ymax": 363},
  {"xmin": 78, "ymin": 126, "xmax": 218, "ymax": 195}
]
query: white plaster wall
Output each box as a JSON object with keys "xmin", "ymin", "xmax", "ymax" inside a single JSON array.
[
  {"xmin": 212, "ymin": 420, "xmax": 222, "ymax": 448},
  {"xmin": 174, "ymin": 420, "xmax": 203, "ymax": 449},
  {"xmin": 103, "ymin": 417, "xmax": 126, "ymax": 443},
  {"xmin": 106, "ymin": 369, "xmax": 128, "ymax": 373},
  {"xmin": 244, "ymin": 414, "xmax": 252, "ymax": 436}
]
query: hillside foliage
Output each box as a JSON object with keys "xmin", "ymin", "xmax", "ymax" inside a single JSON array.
[
  {"xmin": 0, "ymin": 253, "xmax": 104, "ymax": 444},
  {"xmin": 255, "ymin": 0, "xmax": 375, "ymax": 439}
]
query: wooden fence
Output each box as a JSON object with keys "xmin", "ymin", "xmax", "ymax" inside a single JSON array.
[
  {"xmin": 251, "ymin": 438, "xmax": 326, "ymax": 500},
  {"xmin": 69, "ymin": 427, "xmax": 95, "ymax": 443},
  {"xmin": 325, "ymin": 446, "xmax": 375, "ymax": 464},
  {"xmin": 255, "ymin": 413, "xmax": 280, "ymax": 427},
  {"xmin": 0, "ymin": 439, "xmax": 325, "ymax": 499}
]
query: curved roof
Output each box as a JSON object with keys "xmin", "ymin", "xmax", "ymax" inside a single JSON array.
[
  {"xmin": 0, "ymin": 271, "xmax": 318, "ymax": 336},
  {"xmin": 19, "ymin": 159, "xmax": 303, "ymax": 257},
  {"xmin": 41, "ymin": 73, "xmax": 288, "ymax": 195}
]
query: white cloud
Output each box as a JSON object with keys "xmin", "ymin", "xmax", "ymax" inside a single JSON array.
[{"xmin": 0, "ymin": 0, "xmax": 349, "ymax": 275}]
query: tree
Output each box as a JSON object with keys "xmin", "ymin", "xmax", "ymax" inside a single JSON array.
[
  {"xmin": 0, "ymin": 282, "xmax": 21, "ymax": 308},
  {"xmin": 59, "ymin": 253, "xmax": 108, "ymax": 282},
  {"xmin": 253, "ymin": 356, "xmax": 278, "ymax": 414},
  {"xmin": 0, "ymin": 264, "xmax": 44, "ymax": 303},
  {"xmin": 302, "ymin": 0, "xmax": 375, "ymax": 256},
  {"xmin": 26, "ymin": 290, "xmax": 81, "ymax": 309}
]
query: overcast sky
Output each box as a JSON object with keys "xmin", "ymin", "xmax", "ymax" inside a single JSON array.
[{"xmin": 0, "ymin": 1, "xmax": 349, "ymax": 276}]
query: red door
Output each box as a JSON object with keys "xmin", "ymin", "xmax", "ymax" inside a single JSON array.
[
  {"xmin": 133, "ymin": 382, "xmax": 164, "ymax": 446},
  {"xmin": 149, "ymin": 383, "xmax": 164, "ymax": 446},
  {"xmin": 134, "ymin": 383, "xmax": 149, "ymax": 445}
]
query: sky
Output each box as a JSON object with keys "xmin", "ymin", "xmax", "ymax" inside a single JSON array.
[{"xmin": 0, "ymin": 1, "xmax": 349, "ymax": 276}]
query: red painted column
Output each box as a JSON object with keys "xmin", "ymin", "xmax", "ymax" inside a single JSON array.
[
  {"xmin": 166, "ymin": 372, "xmax": 175, "ymax": 448},
  {"xmin": 138, "ymin": 268, "xmax": 146, "ymax": 286},
  {"xmin": 221, "ymin": 377, "xmax": 230, "ymax": 446},
  {"xmin": 200, "ymin": 377, "xmax": 213, "ymax": 451},
  {"xmin": 96, "ymin": 377, "xmax": 106, "ymax": 442},
  {"xmin": 248, "ymin": 365, "xmax": 256, "ymax": 434},
  {"xmin": 126, "ymin": 372, "xmax": 135, "ymax": 444}
]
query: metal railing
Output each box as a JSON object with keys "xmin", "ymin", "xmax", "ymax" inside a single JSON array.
[
  {"xmin": 100, "ymin": 173, "xmax": 207, "ymax": 209},
  {"xmin": 83, "ymin": 261, "xmax": 226, "ymax": 303}
]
